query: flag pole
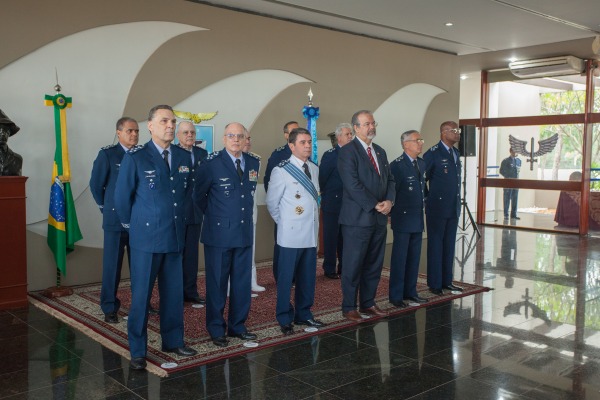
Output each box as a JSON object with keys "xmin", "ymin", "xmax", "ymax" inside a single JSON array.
[
  {"xmin": 43, "ymin": 79, "xmax": 82, "ymax": 298},
  {"xmin": 302, "ymin": 87, "xmax": 319, "ymax": 164}
]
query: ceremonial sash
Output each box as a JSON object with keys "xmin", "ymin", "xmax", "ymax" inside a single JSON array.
[{"xmin": 282, "ymin": 162, "xmax": 318, "ymax": 202}]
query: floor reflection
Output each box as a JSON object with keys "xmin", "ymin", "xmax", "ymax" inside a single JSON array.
[{"xmin": 1, "ymin": 226, "xmax": 600, "ymax": 399}]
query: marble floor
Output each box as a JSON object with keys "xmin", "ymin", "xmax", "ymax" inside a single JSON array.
[{"xmin": 2, "ymin": 226, "xmax": 600, "ymax": 399}]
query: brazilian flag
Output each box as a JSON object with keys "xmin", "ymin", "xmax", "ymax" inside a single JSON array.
[{"xmin": 45, "ymin": 92, "xmax": 82, "ymax": 276}]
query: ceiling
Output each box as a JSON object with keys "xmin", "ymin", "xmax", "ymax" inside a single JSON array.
[{"xmin": 191, "ymin": 0, "xmax": 600, "ymax": 74}]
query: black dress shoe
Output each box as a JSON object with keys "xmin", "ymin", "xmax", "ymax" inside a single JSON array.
[
  {"xmin": 162, "ymin": 346, "xmax": 198, "ymax": 356},
  {"xmin": 511, "ymin": 216, "xmax": 521, "ymax": 220},
  {"xmin": 184, "ymin": 296, "xmax": 206, "ymax": 305},
  {"xmin": 229, "ymin": 331, "xmax": 258, "ymax": 340},
  {"xmin": 429, "ymin": 288, "xmax": 443, "ymax": 296},
  {"xmin": 390, "ymin": 300, "xmax": 408, "ymax": 308},
  {"xmin": 443, "ymin": 284, "xmax": 464, "ymax": 292},
  {"xmin": 148, "ymin": 306, "xmax": 159, "ymax": 315},
  {"xmin": 130, "ymin": 357, "xmax": 147, "ymax": 370},
  {"xmin": 294, "ymin": 318, "xmax": 326, "ymax": 328},
  {"xmin": 212, "ymin": 336, "xmax": 229, "ymax": 347},
  {"xmin": 104, "ymin": 313, "xmax": 118, "ymax": 323},
  {"xmin": 280, "ymin": 324, "xmax": 294, "ymax": 336},
  {"xmin": 324, "ymin": 272, "xmax": 340, "ymax": 279},
  {"xmin": 404, "ymin": 296, "xmax": 428, "ymax": 304}
]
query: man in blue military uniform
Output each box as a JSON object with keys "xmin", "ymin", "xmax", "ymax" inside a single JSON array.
[
  {"xmin": 499, "ymin": 147, "xmax": 521, "ymax": 221},
  {"xmin": 423, "ymin": 121, "xmax": 464, "ymax": 295},
  {"xmin": 195, "ymin": 122, "xmax": 260, "ymax": 348},
  {"xmin": 90, "ymin": 117, "xmax": 139, "ymax": 323},
  {"xmin": 319, "ymin": 122, "xmax": 353, "ymax": 279},
  {"xmin": 115, "ymin": 105, "xmax": 197, "ymax": 370},
  {"xmin": 267, "ymin": 127, "xmax": 325, "ymax": 335},
  {"xmin": 176, "ymin": 121, "xmax": 208, "ymax": 304},
  {"xmin": 264, "ymin": 121, "xmax": 298, "ymax": 280},
  {"xmin": 242, "ymin": 128, "xmax": 265, "ymax": 292},
  {"xmin": 389, "ymin": 130, "xmax": 428, "ymax": 308}
]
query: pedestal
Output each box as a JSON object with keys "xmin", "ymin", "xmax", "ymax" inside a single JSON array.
[{"xmin": 0, "ymin": 176, "xmax": 28, "ymax": 309}]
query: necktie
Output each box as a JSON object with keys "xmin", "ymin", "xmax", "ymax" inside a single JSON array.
[
  {"xmin": 162, "ymin": 150, "xmax": 170, "ymax": 172},
  {"xmin": 302, "ymin": 162, "xmax": 312, "ymax": 179},
  {"xmin": 367, "ymin": 147, "xmax": 379, "ymax": 175},
  {"xmin": 236, "ymin": 159, "xmax": 243, "ymax": 180},
  {"xmin": 412, "ymin": 159, "xmax": 421, "ymax": 180}
]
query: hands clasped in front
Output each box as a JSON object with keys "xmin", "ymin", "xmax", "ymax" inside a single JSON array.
[{"xmin": 375, "ymin": 200, "xmax": 393, "ymax": 216}]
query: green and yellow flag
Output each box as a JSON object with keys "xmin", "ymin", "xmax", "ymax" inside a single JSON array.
[{"xmin": 45, "ymin": 92, "xmax": 82, "ymax": 276}]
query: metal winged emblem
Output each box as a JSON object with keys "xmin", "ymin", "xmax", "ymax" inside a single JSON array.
[
  {"xmin": 508, "ymin": 134, "xmax": 559, "ymax": 170},
  {"xmin": 173, "ymin": 110, "xmax": 218, "ymax": 124}
]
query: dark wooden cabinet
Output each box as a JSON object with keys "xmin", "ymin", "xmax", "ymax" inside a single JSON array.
[{"xmin": 0, "ymin": 176, "xmax": 28, "ymax": 309}]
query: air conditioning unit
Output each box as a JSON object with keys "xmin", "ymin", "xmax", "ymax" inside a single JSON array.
[{"xmin": 508, "ymin": 56, "xmax": 585, "ymax": 78}]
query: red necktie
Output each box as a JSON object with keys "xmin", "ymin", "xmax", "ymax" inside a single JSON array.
[{"xmin": 367, "ymin": 147, "xmax": 379, "ymax": 175}]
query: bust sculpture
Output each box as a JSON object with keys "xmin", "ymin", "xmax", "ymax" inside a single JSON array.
[{"xmin": 0, "ymin": 109, "xmax": 23, "ymax": 176}]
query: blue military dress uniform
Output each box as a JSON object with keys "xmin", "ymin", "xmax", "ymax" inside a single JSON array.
[
  {"xmin": 389, "ymin": 153, "xmax": 426, "ymax": 302},
  {"xmin": 114, "ymin": 140, "xmax": 192, "ymax": 359},
  {"xmin": 264, "ymin": 144, "xmax": 292, "ymax": 280},
  {"xmin": 319, "ymin": 146, "xmax": 344, "ymax": 275},
  {"xmin": 195, "ymin": 149, "xmax": 260, "ymax": 339},
  {"xmin": 90, "ymin": 143, "xmax": 130, "ymax": 317},
  {"xmin": 179, "ymin": 144, "xmax": 208, "ymax": 300},
  {"xmin": 423, "ymin": 141, "xmax": 461, "ymax": 290}
]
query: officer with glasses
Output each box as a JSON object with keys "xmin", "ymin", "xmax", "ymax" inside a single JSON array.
[
  {"xmin": 423, "ymin": 121, "xmax": 464, "ymax": 296},
  {"xmin": 195, "ymin": 122, "xmax": 260, "ymax": 348},
  {"xmin": 389, "ymin": 130, "xmax": 428, "ymax": 308}
]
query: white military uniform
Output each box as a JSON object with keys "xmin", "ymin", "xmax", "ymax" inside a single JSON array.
[
  {"xmin": 266, "ymin": 154, "xmax": 320, "ymax": 327},
  {"xmin": 266, "ymin": 155, "xmax": 320, "ymax": 248}
]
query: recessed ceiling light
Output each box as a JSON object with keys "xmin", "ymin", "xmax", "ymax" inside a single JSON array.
[
  {"xmin": 460, "ymin": 75, "xmax": 468, "ymax": 80},
  {"xmin": 445, "ymin": 22, "xmax": 453, "ymax": 27}
]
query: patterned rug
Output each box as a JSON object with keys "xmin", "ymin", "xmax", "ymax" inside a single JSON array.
[{"xmin": 29, "ymin": 259, "xmax": 489, "ymax": 376}]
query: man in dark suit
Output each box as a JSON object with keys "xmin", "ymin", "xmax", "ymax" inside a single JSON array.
[
  {"xmin": 196, "ymin": 122, "xmax": 260, "ymax": 348},
  {"xmin": 338, "ymin": 110, "xmax": 395, "ymax": 322},
  {"xmin": 176, "ymin": 121, "xmax": 208, "ymax": 305},
  {"xmin": 389, "ymin": 130, "xmax": 428, "ymax": 308},
  {"xmin": 319, "ymin": 122, "xmax": 353, "ymax": 279},
  {"xmin": 264, "ymin": 121, "xmax": 299, "ymax": 281},
  {"xmin": 115, "ymin": 105, "xmax": 197, "ymax": 370},
  {"xmin": 90, "ymin": 117, "xmax": 139, "ymax": 324},
  {"xmin": 423, "ymin": 121, "xmax": 464, "ymax": 295}
]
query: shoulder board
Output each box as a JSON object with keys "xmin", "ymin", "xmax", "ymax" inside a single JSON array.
[
  {"xmin": 326, "ymin": 147, "xmax": 336, "ymax": 153},
  {"xmin": 127, "ymin": 145, "xmax": 144, "ymax": 154},
  {"xmin": 393, "ymin": 155, "xmax": 404, "ymax": 162},
  {"xmin": 430, "ymin": 144, "xmax": 439, "ymax": 151},
  {"xmin": 206, "ymin": 151, "xmax": 220, "ymax": 161},
  {"xmin": 276, "ymin": 145, "xmax": 287, "ymax": 152},
  {"xmin": 101, "ymin": 143, "xmax": 118, "ymax": 150},
  {"xmin": 246, "ymin": 151, "xmax": 261, "ymax": 160},
  {"xmin": 277, "ymin": 159, "xmax": 290, "ymax": 168},
  {"xmin": 176, "ymin": 143, "xmax": 191, "ymax": 152}
]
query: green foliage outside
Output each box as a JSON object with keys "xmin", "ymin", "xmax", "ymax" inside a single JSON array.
[{"xmin": 539, "ymin": 90, "xmax": 600, "ymax": 187}]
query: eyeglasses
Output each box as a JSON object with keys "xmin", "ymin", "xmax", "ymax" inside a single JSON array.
[
  {"xmin": 405, "ymin": 139, "xmax": 425, "ymax": 144},
  {"xmin": 444, "ymin": 128, "xmax": 461, "ymax": 134},
  {"xmin": 224, "ymin": 133, "xmax": 245, "ymax": 140},
  {"xmin": 357, "ymin": 121, "xmax": 378, "ymax": 128}
]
